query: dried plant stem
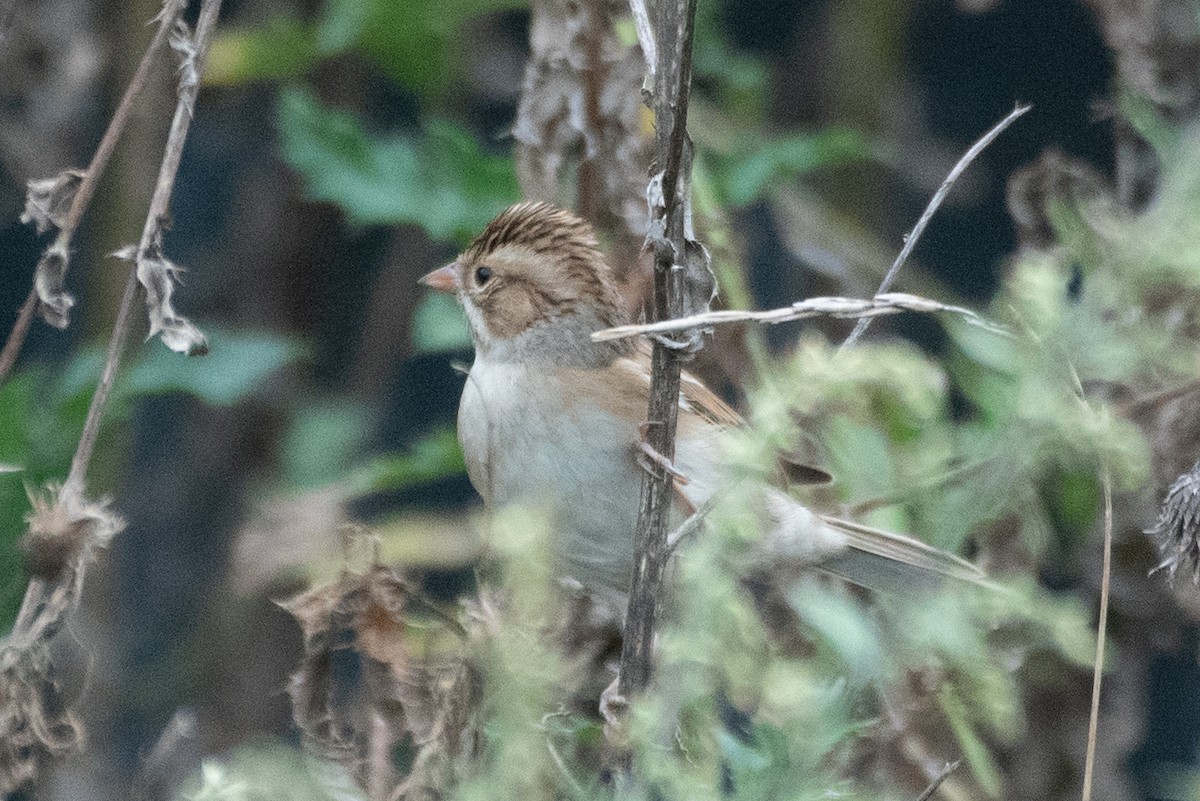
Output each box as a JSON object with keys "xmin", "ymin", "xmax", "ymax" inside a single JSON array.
[
  {"xmin": 0, "ymin": 289, "xmax": 36, "ymax": 382},
  {"xmin": 841, "ymin": 103, "xmax": 1030, "ymax": 349},
  {"xmin": 0, "ymin": 0, "xmax": 185, "ymax": 387},
  {"xmin": 62, "ymin": 274, "xmax": 138, "ymax": 496},
  {"xmin": 618, "ymin": 0, "xmax": 698, "ymax": 699},
  {"xmin": 1081, "ymin": 470, "xmax": 1113, "ymax": 801},
  {"xmin": 55, "ymin": 0, "xmax": 184, "ymax": 244},
  {"xmin": 914, "ymin": 760, "xmax": 960, "ymax": 801},
  {"xmin": 593, "ymin": 292, "xmax": 1004, "ymax": 342},
  {"xmin": 64, "ymin": 0, "xmax": 222, "ymax": 493}
]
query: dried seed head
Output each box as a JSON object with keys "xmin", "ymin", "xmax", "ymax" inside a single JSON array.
[
  {"xmin": 21, "ymin": 486, "xmax": 123, "ymax": 580},
  {"xmin": 1147, "ymin": 460, "xmax": 1200, "ymax": 584}
]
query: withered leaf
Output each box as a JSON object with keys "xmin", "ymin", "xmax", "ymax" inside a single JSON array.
[
  {"xmin": 1, "ymin": 486, "xmax": 123, "ymax": 793},
  {"xmin": 168, "ymin": 18, "xmax": 200, "ymax": 91},
  {"xmin": 33, "ymin": 244, "xmax": 73, "ymax": 329},
  {"xmin": 21, "ymin": 485, "xmax": 124, "ymax": 581},
  {"xmin": 20, "ymin": 169, "xmax": 85, "ymax": 235},
  {"xmin": 283, "ymin": 554, "xmax": 471, "ymax": 800},
  {"xmin": 113, "ymin": 241, "xmax": 208, "ymax": 356}
]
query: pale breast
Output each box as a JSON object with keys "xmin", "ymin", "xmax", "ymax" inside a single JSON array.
[{"xmin": 458, "ymin": 357, "xmax": 651, "ymax": 594}]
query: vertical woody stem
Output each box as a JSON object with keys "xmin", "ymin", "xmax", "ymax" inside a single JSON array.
[{"xmin": 618, "ymin": 0, "xmax": 698, "ymax": 698}]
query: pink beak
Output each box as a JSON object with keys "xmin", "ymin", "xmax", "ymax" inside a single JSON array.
[{"xmin": 419, "ymin": 263, "xmax": 461, "ymax": 294}]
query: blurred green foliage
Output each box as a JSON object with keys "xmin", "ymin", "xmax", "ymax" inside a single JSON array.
[
  {"xmin": 208, "ymin": 0, "xmax": 525, "ymax": 98},
  {"xmin": 179, "ymin": 741, "xmax": 363, "ymax": 801},
  {"xmin": 0, "ymin": 328, "xmax": 302, "ymax": 626},
  {"xmin": 278, "ymin": 88, "xmax": 519, "ymax": 239}
]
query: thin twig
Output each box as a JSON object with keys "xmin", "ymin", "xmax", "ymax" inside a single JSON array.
[
  {"xmin": 593, "ymin": 292, "xmax": 1005, "ymax": 342},
  {"xmin": 0, "ymin": 288, "xmax": 36, "ymax": 384},
  {"xmin": 0, "ymin": 0, "xmax": 185, "ymax": 386},
  {"xmin": 55, "ymin": 0, "xmax": 184, "ymax": 244},
  {"xmin": 628, "ymin": 0, "xmax": 655, "ymax": 73},
  {"xmin": 1081, "ymin": 469, "xmax": 1113, "ymax": 801},
  {"xmin": 618, "ymin": 0, "xmax": 699, "ymax": 701},
  {"xmin": 841, "ymin": 103, "xmax": 1030, "ymax": 349},
  {"xmin": 63, "ymin": 277, "xmax": 138, "ymax": 495},
  {"xmin": 914, "ymin": 760, "xmax": 960, "ymax": 801},
  {"xmin": 65, "ymin": 0, "xmax": 222, "ymax": 493},
  {"xmin": 665, "ymin": 494, "xmax": 719, "ymax": 553}
]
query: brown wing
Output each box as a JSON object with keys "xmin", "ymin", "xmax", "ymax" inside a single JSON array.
[
  {"xmin": 629, "ymin": 341, "xmax": 830, "ymax": 485},
  {"xmin": 679, "ymin": 369, "xmax": 744, "ymax": 429},
  {"xmin": 625, "ymin": 340, "xmax": 742, "ymax": 431}
]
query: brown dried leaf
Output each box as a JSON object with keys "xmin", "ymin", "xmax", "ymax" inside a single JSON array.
[
  {"xmin": 21, "ymin": 485, "xmax": 123, "ymax": 582},
  {"xmin": 19, "ymin": 169, "xmax": 84, "ymax": 235},
  {"xmin": 283, "ymin": 539, "xmax": 472, "ymax": 800},
  {"xmin": 0, "ymin": 648, "xmax": 82, "ymax": 796},
  {"xmin": 1006, "ymin": 148, "xmax": 1110, "ymax": 249},
  {"xmin": 1084, "ymin": 0, "xmax": 1200, "ymax": 121}
]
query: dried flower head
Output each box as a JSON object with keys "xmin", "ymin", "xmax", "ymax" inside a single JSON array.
[
  {"xmin": 1147, "ymin": 460, "xmax": 1200, "ymax": 584},
  {"xmin": 21, "ymin": 485, "xmax": 123, "ymax": 580}
]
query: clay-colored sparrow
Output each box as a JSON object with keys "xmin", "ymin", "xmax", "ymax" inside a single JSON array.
[{"xmin": 421, "ymin": 202, "xmax": 980, "ymax": 599}]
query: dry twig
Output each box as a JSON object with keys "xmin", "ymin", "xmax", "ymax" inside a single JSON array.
[
  {"xmin": 914, "ymin": 760, "xmax": 960, "ymax": 801},
  {"xmin": 0, "ymin": 0, "xmax": 186, "ymax": 385},
  {"xmin": 1081, "ymin": 470, "xmax": 1113, "ymax": 801},
  {"xmin": 618, "ymin": 0, "xmax": 703, "ymax": 701},
  {"xmin": 68, "ymin": 0, "xmax": 219, "ymax": 492},
  {"xmin": 593, "ymin": 292, "xmax": 1006, "ymax": 342},
  {"xmin": 841, "ymin": 104, "xmax": 1030, "ymax": 348}
]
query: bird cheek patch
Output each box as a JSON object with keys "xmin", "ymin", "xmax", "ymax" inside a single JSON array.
[{"xmin": 483, "ymin": 290, "xmax": 540, "ymax": 340}]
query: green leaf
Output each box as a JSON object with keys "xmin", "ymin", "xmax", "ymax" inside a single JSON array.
[
  {"xmin": 58, "ymin": 327, "xmax": 304, "ymax": 408},
  {"xmin": 714, "ymin": 127, "xmax": 872, "ymax": 206},
  {"xmin": 278, "ymin": 88, "xmax": 517, "ymax": 240},
  {"xmin": 124, "ymin": 329, "xmax": 304, "ymax": 407},
  {"xmin": 314, "ymin": 0, "xmax": 372, "ymax": 54},
  {"xmin": 939, "ymin": 684, "xmax": 1004, "ymax": 797},
  {"xmin": 348, "ymin": 0, "xmax": 526, "ymax": 98},
  {"xmin": 788, "ymin": 579, "xmax": 887, "ymax": 688},
  {"xmin": 208, "ymin": 0, "xmax": 524, "ymax": 97},
  {"xmin": 280, "ymin": 401, "xmax": 372, "ymax": 490},
  {"xmin": 345, "ymin": 427, "xmax": 466, "ymax": 496},
  {"xmin": 1119, "ymin": 89, "xmax": 1181, "ymax": 158}
]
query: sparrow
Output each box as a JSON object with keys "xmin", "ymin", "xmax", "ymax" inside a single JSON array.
[{"xmin": 420, "ymin": 201, "xmax": 982, "ymax": 600}]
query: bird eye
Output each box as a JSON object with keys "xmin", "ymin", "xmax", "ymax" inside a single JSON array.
[{"xmin": 475, "ymin": 266, "xmax": 492, "ymax": 285}]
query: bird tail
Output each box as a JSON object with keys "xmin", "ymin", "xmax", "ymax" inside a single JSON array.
[{"xmin": 815, "ymin": 514, "xmax": 993, "ymax": 593}]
